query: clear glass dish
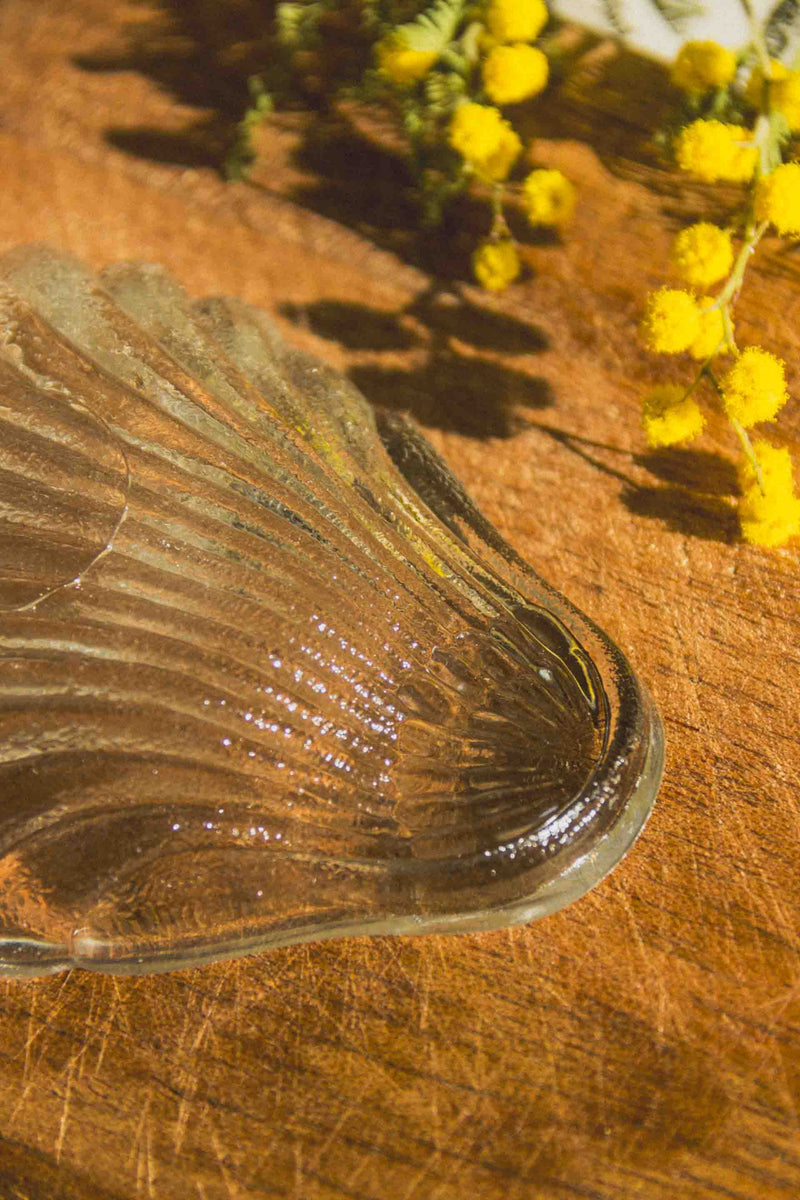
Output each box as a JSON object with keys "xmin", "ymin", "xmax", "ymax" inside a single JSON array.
[{"xmin": 0, "ymin": 246, "xmax": 664, "ymax": 976}]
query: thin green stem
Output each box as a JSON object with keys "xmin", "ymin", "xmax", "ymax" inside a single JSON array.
[
  {"xmin": 706, "ymin": 367, "xmax": 765, "ymax": 492},
  {"xmin": 682, "ymin": 358, "xmax": 713, "ymax": 401},
  {"xmin": 730, "ymin": 417, "xmax": 765, "ymax": 493},
  {"xmin": 741, "ymin": 0, "xmax": 771, "ymax": 74},
  {"xmin": 752, "ymin": 111, "xmax": 774, "ymax": 178},
  {"xmin": 721, "ymin": 302, "xmax": 737, "ymax": 354},
  {"xmin": 489, "ymin": 183, "xmax": 510, "ymax": 238},
  {"xmin": 717, "ymin": 220, "xmax": 768, "ymax": 307}
]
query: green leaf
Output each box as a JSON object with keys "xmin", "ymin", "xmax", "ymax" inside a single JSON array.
[
  {"xmin": 276, "ymin": 2, "xmax": 324, "ymax": 48},
  {"xmin": 765, "ymin": 1, "xmax": 800, "ymax": 60},
  {"xmin": 460, "ymin": 20, "xmax": 484, "ymax": 65},
  {"xmin": 600, "ymin": 0, "xmax": 632, "ymax": 39},
  {"xmin": 423, "ymin": 68, "xmax": 465, "ymax": 112},
  {"xmin": 647, "ymin": 0, "xmax": 706, "ymax": 32},
  {"xmin": 247, "ymin": 75, "xmax": 273, "ymax": 115},
  {"xmin": 224, "ymin": 76, "xmax": 274, "ymax": 182},
  {"xmin": 395, "ymin": 0, "xmax": 465, "ymax": 54}
]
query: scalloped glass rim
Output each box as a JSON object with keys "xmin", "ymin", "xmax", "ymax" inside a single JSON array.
[
  {"xmin": 0, "ymin": 246, "xmax": 665, "ymax": 978},
  {"xmin": 1, "ymin": 699, "xmax": 662, "ymax": 978}
]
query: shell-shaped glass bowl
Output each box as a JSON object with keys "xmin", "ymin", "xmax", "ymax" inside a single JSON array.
[{"xmin": 0, "ymin": 246, "xmax": 664, "ymax": 977}]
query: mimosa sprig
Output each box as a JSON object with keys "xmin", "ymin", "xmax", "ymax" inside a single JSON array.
[{"xmin": 639, "ymin": 11, "xmax": 800, "ymax": 546}]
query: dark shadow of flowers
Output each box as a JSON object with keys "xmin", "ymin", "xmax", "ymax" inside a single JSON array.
[
  {"xmin": 105, "ymin": 123, "xmax": 228, "ymax": 170},
  {"xmin": 280, "ymin": 301, "xmax": 419, "ymax": 353},
  {"xmin": 280, "ymin": 291, "xmax": 553, "ymax": 440},
  {"xmin": 73, "ymin": 3, "xmax": 583, "ymax": 283},
  {"xmin": 351, "ymin": 357, "xmax": 553, "ymax": 440},
  {"xmin": 526, "ymin": 428, "xmax": 740, "ymax": 544},
  {"xmin": 280, "ymin": 295, "xmax": 548, "ymax": 356},
  {"xmin": 623, "ymin": 447, "xmax": 740, "ymax": 543}
]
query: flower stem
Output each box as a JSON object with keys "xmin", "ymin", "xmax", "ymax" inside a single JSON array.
[
  {"xmin": 707, "ymin": 366, "xmax": 765, "ymax": 493},
  {"xmin": 730, "ymin": 417, "xmax": 765, "ymax": 494},
  {"xmin": 717, "ymin": 220, "xmax": 768, "ymax": 308},
  {"xmin": 490, "ymin": 183, "xmax": 510, "ymax": 238},
  {"xmin": 740, "ymin": 0, "xmax": 771, "ymax": 75}
]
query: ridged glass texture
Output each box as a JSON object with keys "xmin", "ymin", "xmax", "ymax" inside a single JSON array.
[{"xmin": 0, "ymin": 246, "xmax": 664, "ymax": 977}]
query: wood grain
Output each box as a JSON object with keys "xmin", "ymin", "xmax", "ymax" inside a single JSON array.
[{"xmin": 0, "ymin": 4, "xmax": 799, "ymax": 1197}]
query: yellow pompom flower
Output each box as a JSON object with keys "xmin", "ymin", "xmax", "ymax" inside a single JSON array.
[
  {"xmin": 738, "ymin": 441, "xmax": 800, "ymax": 547},
  {"xmin": 640, "ymin": 288, "xmax": 701, "ymax": 354},
  {"xmin": 671, "ymin": 41, "xmax": 737, "ymax": 94},
  {"xmin": 448, "ymin": 102, "xmax": 522, "ymax": 181},
  {"xmin": 770, "ymin": 71, "xmax": 800, "ymax": 130},
  {"xmin": 642, "ymin": 384, "xmax": 705, "ymax": 448},
  {"xmin": 486, "ymin": 0, "xmax": 548, "ymax": 44},
  {"xmin": 482, "ymin": 44, "xmax": 549, "ymax": 105},
  {"xmin": 375, "ymin": 38, "xmax": 437, "ymax": 86},
  {"xmin": 671, "ymin": 223, "xmax": 733, "ymax": 290},
  {"xmin": 674, "ymin": 120, "xmax": 758, "ymax": 183},
  {"xmin": 472, "ymin": 238, "xmax": 521, "ymax": 290},
  {"xmin": 754, "ymin": 162, "xmax": 800, "ymax": 235},
  {"xmin": 720, "ymin": 347, "xmax": 788, "ymax": 427},
  {"xmin": 745, "ymin": 60, "xmax": 800, "ymax": 127},
  {"xmin": 745, "ymin": 58, "xmax": 788, "ymax": 109},
  {"xmin": 521, "ymin": 169, "xmax": 576, "ymax": 225},
  {"xmin": 689, "ymin": 305, "xmax": 730, "ymax": 360}
]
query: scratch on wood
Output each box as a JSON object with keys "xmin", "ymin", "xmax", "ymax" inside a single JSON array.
[
  {"xmin": 128, "ymin": 1086, "xmax": 156, "ymax": 1197},
  {"xmin": 7, "ymin": 992, "xmax": 48, "ymax": 1128},
  {"xmin": 210, "ymin": 1127, "xmax": 238, "ymax": 1200},
  {"xmin": 90, "ymin": 976, "xmax": 121, "ymax": 1076},
  {"xmin": 415, "ymin": 952, "xmax": 432, "ymax": 1032},
  {"xmin": 665, "ymin": 591, "xmax": 707, "ymax": 748},
  {"xmin": 776, "ymin": 1048, "xmax": 800, "ymax": 1129},
  {"xmin": 292, "ymin": 1140, "xmax": 304, "ymax": 1200},
  {"xmin": 21, "ymin": 987, "xmax": 38, "ymax": 1086},
  {"xmin": 172, "ymin": 976, "xmax": 225, "ymax": 1155},
  {"xmin": 53, "ymin": 1051, "xmax": 78, "ymax": 1162},
  {"xmin": 614, "ymin": 885, "xmax": 672, "ymax": 1023},
  {"xmin": 306, "ymin": 1103, "xmax": 355, "ymax": 1178},
  {"xmin": 396, "ymin": 1106, "xmax": 475, "ymax": 1200}
]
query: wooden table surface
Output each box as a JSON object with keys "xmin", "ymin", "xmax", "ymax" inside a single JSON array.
[{"xmin": 1, "ymin": 4, "xmax": 799, "ymax": 1197}]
